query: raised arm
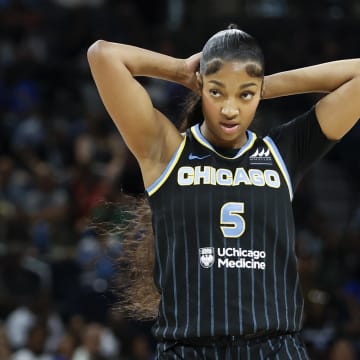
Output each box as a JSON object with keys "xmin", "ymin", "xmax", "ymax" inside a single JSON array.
[
  {"xmin": 87, "ymin": 41, "xmax": 199, "ymax": 186},
  {"xmin": 262, "ymin": 59, "xmax": 360, "ymax": 140}
]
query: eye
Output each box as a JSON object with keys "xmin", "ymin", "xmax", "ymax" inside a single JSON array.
[
  {"xmin": 209, "ymin": 89, "xmax": 222, "ymax": 97},
  {"xmin": 241, "ymin": 91, "xmax": 255, "ymax": 101}
]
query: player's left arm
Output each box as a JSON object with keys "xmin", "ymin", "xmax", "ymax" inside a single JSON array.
[{"xmin": 262, "ymin": 59, "xmax": 360, "ymax": 140}]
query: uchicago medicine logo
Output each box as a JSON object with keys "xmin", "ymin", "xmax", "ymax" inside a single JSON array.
[
  {"xmin": 199, "ymin": 247, "xmax": 267, "ymax": 270},
  {"xmin": 199, "ymin": 247, "xmax": 215, "ymax": 268}
]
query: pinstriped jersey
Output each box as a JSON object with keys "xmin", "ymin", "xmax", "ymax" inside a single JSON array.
[{"xmin": 146, "ymin": 107, "xmax": 335, "ymax": 341}]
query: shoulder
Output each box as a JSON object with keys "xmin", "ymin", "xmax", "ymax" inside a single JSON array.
[
  {"xmin": 266, "ymin": 107, "xmax": 317, "ymax": 140},
  {"xmin": 264, "ymin": 106, "xmax": 338, "ymax": 152}
]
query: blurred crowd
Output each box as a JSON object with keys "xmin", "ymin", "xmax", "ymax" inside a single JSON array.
[{"xmin": 0, "ymin": 0, "xmax": 359, "ymax": 359}]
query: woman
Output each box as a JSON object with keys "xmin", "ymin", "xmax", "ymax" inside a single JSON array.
[{"xmin": 87, "ymin": 25, "xmax": 360, "ymax": 359}]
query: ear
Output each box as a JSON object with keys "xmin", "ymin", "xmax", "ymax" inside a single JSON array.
[{"xmin": 196, "ymin": 72, "xmax": 203, "ymax": 95}]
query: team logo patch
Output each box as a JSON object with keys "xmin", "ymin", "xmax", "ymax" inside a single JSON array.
[
  {"xmin": 249, "ymin": 147, "xmax": 273, "ymax": 165},
  {"xmin": 199, "ymin": 247, "xmax": 215, "ymax": 268}
]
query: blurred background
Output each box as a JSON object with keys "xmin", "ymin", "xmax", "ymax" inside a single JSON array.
[{"xmin": 0, "ymin": 0, "xmax": 359, "ymax": 359}]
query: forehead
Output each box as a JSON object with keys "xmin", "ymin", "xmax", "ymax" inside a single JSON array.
[{"xmin": 202, "ymin": 61, "xmax": 262, "ymax": 86}]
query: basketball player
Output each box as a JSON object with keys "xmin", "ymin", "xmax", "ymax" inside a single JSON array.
[{"xmin": 87, "ymin": 25, "xmax": 360, "ymax": 359}]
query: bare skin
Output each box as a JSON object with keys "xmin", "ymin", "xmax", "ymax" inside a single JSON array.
[
  {"xmin": 87, "ymin": 40, "xmax": 360, "ymax": 188},
  {"xmin": 199, "ymin": 61, "xmax": 262, "ymax": 149},
  {"xmin": 263, "ymin": 59, "xmax": 360, "ymax": 140},
  {"xmin": 87, "ymin": 42, "xmax": 197, "ymax": 188}
]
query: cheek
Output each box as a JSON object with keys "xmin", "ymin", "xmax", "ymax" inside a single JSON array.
[
  {"xmin": 202, "ymin": 94, "xmax": 219, "ymax": 116},
  {"xmin": 245, "ymin": 99, "xmax": 260, "ymax": 116}
]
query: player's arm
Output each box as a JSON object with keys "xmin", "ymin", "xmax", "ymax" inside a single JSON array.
[
  {"xmin": 262, "ymin": 59, "xmax": 360, "ymax": 140},
  {"xmin": 87, "ymin": 41, "xmax": 199, "ymax": 184}
]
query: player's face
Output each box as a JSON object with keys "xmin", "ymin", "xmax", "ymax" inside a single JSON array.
[{"xmin": 199, "ymin": 61, "xmax": 262, "ymax": 149}]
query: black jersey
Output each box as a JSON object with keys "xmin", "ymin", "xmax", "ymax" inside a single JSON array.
[{"xmin": 146, "ymin": 107, "xmax": 335, "ymax": 341}]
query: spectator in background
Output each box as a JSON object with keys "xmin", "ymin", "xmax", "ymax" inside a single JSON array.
[
  {"xmin": 72, "ymin": 322, "xmax": 120, "ymax": 360},
  {"xmin": 302, "ymin": 289, "xmax": 337, "ymax": 358},
  {"xmin": 126, "ymin": 334, "xmax": 154, "ymax": 360},
  {"xmin": 328, "ymin": 339, "xmax": 357, "ymax": 360},
  {"xmin": 72, "ymin": 323, "xmax": 103, "ymax": 360},
  {"xmin": 12, "ymin": 321, "xmax": 52, "ymax": 360},
  {"xmin": 21, "ymin": 162, "xmax": 69, "ymax": 253},
  {"xmin": 71, "ymin": 164, "xmax": 108, "ymax": 233},
  {"xmin": 0, "ymin": 323, "xmax": 12, "ymax": 360},
  {"xmin": 0, "ymin": 155, "xmax": 31, "ymax": 243},
  {"xmin": 72, "ymin": 114, "xmax": 126, "ymax": 181},
  {"xmin": 76, "ymin": 227, "xmax": 121, "ymax": 292},
  {"xmin": 335, "ymin": 272, "xmax": 360, "ymax": 356},
  {"xmin": 53, "ymin": 332, "xmax": 77, "ymax": 360},
  {"xmin": 0, "ymin": 156, "xmax": 30, "ymax": 209},
  {"xmin": 5, "ymin": 290, "xmax": 64, "ymax": 354}
]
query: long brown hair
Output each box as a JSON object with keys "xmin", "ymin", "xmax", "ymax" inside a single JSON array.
[
  {"xmin": 178, "ymin": 91, "xmax": 202, "ymax": 132},
  {"xmin": 114, "ymin": 196, "xmax": 159, "ymax": 319}
]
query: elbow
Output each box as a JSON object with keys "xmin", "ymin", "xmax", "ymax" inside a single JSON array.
[{"xmin": 87, "ymin": 40, "xmax": 110, "ymax": 65}]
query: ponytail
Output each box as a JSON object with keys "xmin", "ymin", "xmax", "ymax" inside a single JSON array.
[
  {"xmin": 114, "ymin": 196, "xmax": 159, "ymax": 320},
  {"xmin": 92, "ymin": 195, "xmax": 159, "ymax": 320},
  {"xmin": 178, "ymin": 91, "xmax": 202, "ymax": 132}
]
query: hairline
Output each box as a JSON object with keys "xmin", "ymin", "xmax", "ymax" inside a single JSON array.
[{"xmin": 200, "ymin": 58, "xmax": 264, "ymax": 78}]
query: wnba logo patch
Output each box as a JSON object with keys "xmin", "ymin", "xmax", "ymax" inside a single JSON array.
[
  {"xmin": 249, "ymin": 147, "xmax": 272, "ymax": 166},
  {"xmin": 199, "ymin": 247, "xmax": 215, "ymax": 268}
]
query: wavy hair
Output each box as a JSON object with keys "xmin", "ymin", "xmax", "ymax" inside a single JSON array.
[{"xmin": 114, "ymin": 196, "xmax": 159, "ymax": 319}]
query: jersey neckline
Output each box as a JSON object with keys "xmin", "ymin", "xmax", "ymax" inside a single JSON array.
[{"xmin": 190, "ymin": 123, "xmax": 257, "ymax": 160}]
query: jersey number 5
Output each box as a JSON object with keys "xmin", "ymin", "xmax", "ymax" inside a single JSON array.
[{"xmin": 220, "ymin": 202, "xmax": 245, "ymax": 238}]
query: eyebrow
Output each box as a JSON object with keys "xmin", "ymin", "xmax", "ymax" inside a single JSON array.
[{"xmin": 208, "ymin": 80, "xmax": 258, "ymax": 89}]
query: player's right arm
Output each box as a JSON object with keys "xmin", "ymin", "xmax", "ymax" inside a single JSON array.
[{"xmin": 87, "ymin": 41, "xmax": 200, "ymax": 186}]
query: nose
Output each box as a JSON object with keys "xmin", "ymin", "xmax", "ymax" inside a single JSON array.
[{"xmin": 220, "ymin": 104, "xmax": 239, "ymax": 119}]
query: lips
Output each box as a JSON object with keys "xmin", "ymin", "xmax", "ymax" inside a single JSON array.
[{"xmin": 220, "ymin": 122, "xmax": 239, "ymax": 134}]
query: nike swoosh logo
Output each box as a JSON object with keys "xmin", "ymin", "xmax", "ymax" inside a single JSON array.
[{"xmin": 188, "ymin": 153, "xmax": 211, "ymax": 160}]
